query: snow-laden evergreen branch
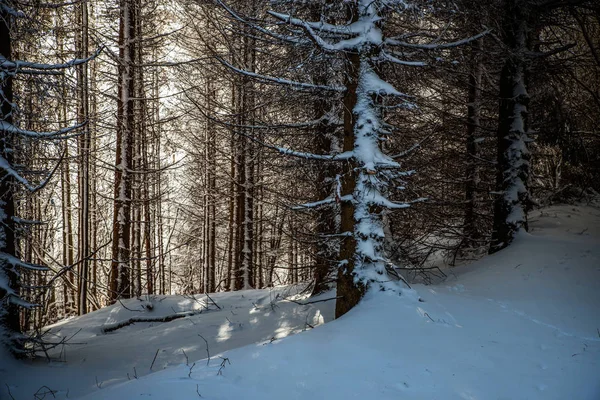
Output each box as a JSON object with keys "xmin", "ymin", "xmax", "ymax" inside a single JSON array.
[
  {"xmin": 215, "ymin": 57, "xmax": 345, "ymax": 93},
  {"xmin": 292, "ymin": 195, "xmax": 353, "ymax": 210},
  {"xmin": 0, "ymin": 3, "xmax": 25, "ymax": 18},
  {"xmin": 269, "ymin": 10, "xmax": 383, "ymax": 52},
  {"xmin": 386, "ymin": 30, "xmax": 490, "ymax": 49},
  {"xmin": 215, "ymin": 0, "xmax": 310, "ymax": 45},
  {"xmin": 0, "ymin": 47, "xmax": 103, "ymax": 75},
  {"xmin": 0, "ymin": 253, "xmax": 48, "ymax": 272},
  {"xmin": 380, "ymin": 51, "xmax": 427, "ymax": 67},
  {"xmin": 0, "ymin": 120, "xmax": 86, "ymax": 139},
  {"xmin": 273, "ymin": 145, "xmax": 353, "ymax": 161},
  {"xmin": 0, "ymin": 148, "xmax": 65, "ymax": 193}
]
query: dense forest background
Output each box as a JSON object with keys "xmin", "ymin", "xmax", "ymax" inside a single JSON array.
[{"xmin": 1, "ymin": 0, "xmax": 599, "ymax": 355}]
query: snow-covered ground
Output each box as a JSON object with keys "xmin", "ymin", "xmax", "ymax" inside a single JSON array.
[{"xmin": 2, "ymin": 203, "xmax": 600, "ymax": 399}]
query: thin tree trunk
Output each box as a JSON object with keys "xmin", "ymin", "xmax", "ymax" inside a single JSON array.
[
  {"xmin": 89, "ymin": 0, "xmax": 99, "ymax": 308},
  {"xmin": 205, "ymin": 81, "xmax": 217, "ymax": 293},
  {"xmin": 464, "ymin": 38, "xmax": 483, "ymax": 249},
  {"xmin": 77, "ymin": 0, "xmax": 91, "ymax": 315}
]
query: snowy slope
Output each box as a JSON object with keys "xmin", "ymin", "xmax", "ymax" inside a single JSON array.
[
  {"xmin": 1, "ymin": 285, "xmax": 335, "ymax": 399},
  {"xmin": 2, "ymin": 203, "xmax": 600, "ymax": 399}
]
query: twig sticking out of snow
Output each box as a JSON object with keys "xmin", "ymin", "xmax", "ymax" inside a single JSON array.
[
  {"xmin": 5, "ymin": 384, "xmax": 15, "ymax": 400},
  {"xmin": 384, "ymin": 265, "xmax": 412, "ymax": 289},
  {"xmin": 182, "ymin": 349, "xmax": 189, "ymax": 366},
  {"xmin": 198, "ymin": 334, "xmax": 211, "ymax": 366},
  {"xmin": 117, "ymin": 299, "xmax": 142, "ymax": 312},
  {"xmin": 206, "ymin": 293, "xmax": 222, "ymax": 310},
  {"xmin": 33, "ymin": 385, "xmax": 58, "ymax": 399},
  {"xmin": 217, "ymin": 357, "xmax": 230, "ymax": 376},
  {"xmin": 304, "ymin": 313, "xmax": 315, "ymax": 331},
  {"xmin": 150, "ymin": 349, "xmax": 160, "ymax": 371},
  {"xmin": 30, "ymin": 327, "xmax": 84, "ymax": 361}
]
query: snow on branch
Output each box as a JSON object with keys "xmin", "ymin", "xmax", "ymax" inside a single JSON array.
[
  {"xmin": 380, "ymin": 51, "xmax": 427, "ymax": 67},
  {"xmin": 215, "ymin": 0, "xmax": 309, "ymax": 45},
  {"xmin": 215, "ymin": 57, "xmax": 345, "ymax": 93},
  {"xmin": 390, "ymin": 135, "xmax": 432, "ymax": 159},
  {"xmin": 207, "ymin": 113, "xmax": 339, "ymax": 131},
  {"xmin": 0, "ymin": 155, "xmax": 36, "ymax": 189},
  {"xmin": 0, "ymin": 253, "xmax": 48, "ymax": 272},
  {"xmin": 274, "ymin": 145, "xmax": 352, "ymax": 161},
  {"xmin": 291, "ymin": 195, "xmax": 352, "ymax": 210},
  {"xmin": 228, "ymin": 126, "xmax": 352, "ymax": 161},
  {"xmin": 362, "ymin": 68, "xmax": 409, "ymax": 97},
  {"xmin": 0, "ymin": 120, "xmax": 86, "ymax": 139},
  {"xmin": 0, "ymin": 47, "xmax": 103, "ymax": 75},
  {"xmin": 0, "ymin": 147, "xmax": 65, "ymax": 193},
  {"xmin": 268, "ymin": 11, "xmax": 346, "ymax": 52},
  {"xmin": 267, "ymin": 10, "xmax": 382, "ymax": 52},
  {"xmin": 269, "ymin": 11, "xmax": 356, "ymax": 35},
  {"xmin": 0, "ymin": 3, "xmax": 25, "ymax": 18},
  {"xmin": 386, "ymin": 30, "xmax": 490, "ymax": 50}
]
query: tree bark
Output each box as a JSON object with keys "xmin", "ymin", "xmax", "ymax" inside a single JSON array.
[
  {"xmin": 77, "ymin": 0, "xmax": 91, "ymax": 315},
  {"xmin": 490, "ymin": 0, "xmax": 532, "ymax": 252},
  {"xmin": 109, "ymin": 0, "xmax": 136, "ymax": 302},
  {"xmin": 335, "ymin": 47, "xmax": 363, "ymax": 318},
  {"xmin": 464, "ymin": 38, "xmax": 483, "ymax": 249},
  {"xmin": 0, "ymin": 6, "xmax": 21, "ymax": 353}
]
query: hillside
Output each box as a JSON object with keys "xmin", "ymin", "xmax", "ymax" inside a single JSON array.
[{"xmin": 2, "ymin": 203, "xmax": 599, "ymax": 399}]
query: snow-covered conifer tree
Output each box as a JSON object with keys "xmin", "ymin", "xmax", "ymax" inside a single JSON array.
[
  {"xmin": 215, "ymin": 0, "xmax": 486, "ymax": 317},
  {"xmin": 489, "ymin": 0, "xmax": 588, "ymax": 252},
  {"xmin": 490, "ymin": 0, "xmax": 533, "ymax": 252}
]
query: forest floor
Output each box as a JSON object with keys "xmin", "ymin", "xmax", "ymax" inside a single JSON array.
[{"xmin": 2, "ymin": 202, "xmax": 600, "ymax": 399}]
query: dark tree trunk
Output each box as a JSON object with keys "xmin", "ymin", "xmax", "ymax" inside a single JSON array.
[
  {"xmin": 310, "ymin": 2, "xmax": 339, "ymax": 295},
  {"xmin": 109, "ymin": 0, "xmax": 136, "ymax": 302},
  {"xmin": 205, "ymin": 82, "xmax": 217, "ymax": 293},
  {"xmin": 0, "ymin": 6, "xmax": 21, "ymax": 353},
  {"xmin": 490, "ymin": 0, "xmax": 533, "ymax": 253},
  {"xmin": 464, "ymin": 38, "xmax": 483, "ymax": 248},
  {"xmin": 335, "ymin": 47, "xmax": 363, "ymax": 319},
  {"xmin": 77, "ymin": 0, "xmax": 91, "ymax": 315}
]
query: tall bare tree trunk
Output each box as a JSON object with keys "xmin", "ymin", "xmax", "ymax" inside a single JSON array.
[
  {"xmin": 335, "ymin": 46, "xmax": 361, "ymax": 318},
  {"xmin": 109, "ymin": 0, "xmax": 136, "ymax": 302},
  {"xmin": 464, "ymin": 38, "xmax": 483, "ymax": 249},
  {"xmin": 77, "ymin": 0, "xmax": 91, "ymax": 315},
  {"xmin": 204, "ymin": 81, "xmax": 217, "ymax": 293}
]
